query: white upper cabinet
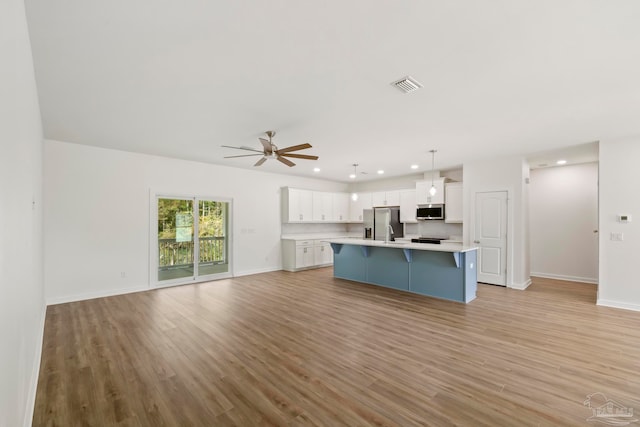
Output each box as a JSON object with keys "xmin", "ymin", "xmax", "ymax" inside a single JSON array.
[
  {"xmin": 349, "ymin": 192, "xmax": 372, "ymax": 222},
  {"xmin": 372, "ymin": 190, "xmax": 400, "ymax": 207},
  {"xmin": 399, "ymin": 189, "xmax": 417, "ymax": 223},
  {"xmin": 282, "ymin": 187, "xmax": 313, "ymax": 222},
  {"xmin": 416, "ymin": 179, "xmax": 445, "ymax": 205},
  {"xmin": 445, "ymin": 182, "xmax": 463, "ymax": 223},
  {"xmin": 312, "ymin": 191, "xmax": 334, "ymax": 221},
  {"xmin": 333, "ymin": 192, "xmax": 350, "ymax": 222}
]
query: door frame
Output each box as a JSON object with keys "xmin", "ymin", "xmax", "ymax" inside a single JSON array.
[
  {"xmin": 469, "ymin": 187, "xmax": 514, "ymax": 287},
  {"xmin": 149, "ymin": 190, "xmax": 234, "ymax": 288}
]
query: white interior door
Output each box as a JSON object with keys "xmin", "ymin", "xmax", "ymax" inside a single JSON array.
[{"xmin": 474, "ymin": 191, "xmax": 508, "ymax": 286}]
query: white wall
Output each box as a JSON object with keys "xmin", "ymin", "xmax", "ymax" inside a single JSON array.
[
  {"xmin": 44, "ymin": 140, "xmax": 347, "ymax": 304},
  {"xmin": 598, "ymin": 139, "xmax": 640, "ymax": 310},
  {"xmin": 529, "ymin": 163, "xmax": 598, "ymax": 283},
  {"xmin": 347, "ymin": 168, "xmax": 463, "ymax": 193},
  {"xmin": 0, "ymin": 0, "xmax": 46, "ymax": 425},
  {"xmin": 349, "ymin": 173, "xmax": 424, "ymax": 192},
  {"xmin": 463, "ymin": 155, "xmax": 530, "ymax": 289}
]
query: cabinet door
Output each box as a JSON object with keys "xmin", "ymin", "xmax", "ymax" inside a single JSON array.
[
  {"xmin": 299, "ymin": 190, "xmax": 313, "ymax": 221},
  {"xmin": 286, "ymin": 188, "xmax": 313, "ymax": 222},
  {"xmin": 416, "ymin": 179, "xmax": 445, "ymax": 205},
  {"xmin": 349, "ymin": 192, "xmax": 372, "ymax": 222},
  {"xmin": 360, "ymin": 192, "xmax": 373, "ymax": 210},
  {"xmin": 385, "ymin": 191, "xmax": 400, "ymax": 206},
  {"xmin": 314, "ymin": 243, "xmax": 332, "ymax": 265},
  {"xmin": 399, "ymin": 189, "xmax": 417, "ymax": 223},
  {"xmin": 445, "ymin": 182, "xmax": 463, "ymax": 223},
  {"xmin": 322, "ymin": 244, "xmax": 333, "ymax": 264},
  {"xmin": 371, "ymin": 191, "xmax": 387, "ymax": 207},
  {"xmin": 296, "ymin": 246, "xmax": 314, "ymax": 268},
  {"xmin": 313, "ymin": 191, "xmax": 334, "ymax": 221},
  {"xmin": 333, "ymin": 193, "xmax": 350, "ymax": 222}
]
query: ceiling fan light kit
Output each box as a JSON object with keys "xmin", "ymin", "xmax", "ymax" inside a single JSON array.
[{"xmin": 222, "ymin": 131, "xmax": 318, "ymax": 168}]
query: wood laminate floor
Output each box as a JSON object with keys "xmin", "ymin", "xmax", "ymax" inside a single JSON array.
[{"xmin": 33, "ymin": 270, "xmax": 640, "ymax": 426}]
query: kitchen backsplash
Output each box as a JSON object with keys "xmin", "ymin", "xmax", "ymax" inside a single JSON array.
[
  {"xmin": 407, "ymin": 221, "xmax": 463, "ymax": 238},
  {"xmin": 346, "ymin": 221, "xmax": 462, "ymax": 239},
  {"xmin": 282, "ymin": 223, "xmax": 349, "ymax": 235}
]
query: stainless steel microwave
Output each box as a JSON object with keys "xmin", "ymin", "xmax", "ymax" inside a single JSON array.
[{"xmin": 416, "ymin": 205, "xmax": 444, "ymax": 220}]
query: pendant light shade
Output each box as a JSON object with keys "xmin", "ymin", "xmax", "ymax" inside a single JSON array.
[
  {"xmin": 429, "ymin": 150, "xmax": 437, "ymax": 196},
  {"xmin": 350, "ymin": 163, "xmax": 359, "ymax": 200}
]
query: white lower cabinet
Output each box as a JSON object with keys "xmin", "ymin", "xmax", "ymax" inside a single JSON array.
[
  {"xmin": 283, "ymin": 239, "xmax": 334, "ymax": 271},
  {"xmin": 295, "ymin": 244, "xmax": 315, "ymax": 269},
  {"xmin": 314, "ymin": 242, "xmax": 333, "ymax": 265}
]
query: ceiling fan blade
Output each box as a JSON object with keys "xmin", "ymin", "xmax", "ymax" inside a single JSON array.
[
  {"xmin": 280, "ymin": 153, "xmax": 319, "ymax": 160},
  {"xmin": 258, "ymin": 138, "xmax": 272, "ymax": 154},
  {"xmin": 276, "ymin": 143, "xmax": 312, "ymax": 154},
  {"xmin": 277, "ymin": 156, "xmax": 296, "ymax": 167},
  {"xmin": 221, "ymin": 145, "xmax": 264, "ymax": 154},
  {"xmin": 224, "ymin": 154, "xmax": 264, "ymax": 158},
  {"xmin": 254, "ymin": 157, "xmax": 267, "ymax": 166}
]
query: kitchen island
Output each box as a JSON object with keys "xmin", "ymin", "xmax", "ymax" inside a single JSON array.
[{"xmin": 325, "ymin": 238, "xmax": 478, "ymax": 303}]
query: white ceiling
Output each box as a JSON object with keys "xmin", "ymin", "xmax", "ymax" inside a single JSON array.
[{"xmin": 24, "ymin": 1, "xmax": 640, "ymax": 182}]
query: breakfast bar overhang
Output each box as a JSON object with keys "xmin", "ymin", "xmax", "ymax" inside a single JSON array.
[{"xmin": 325, "ymin": 238, "xmax": 478, "ymax": 303}]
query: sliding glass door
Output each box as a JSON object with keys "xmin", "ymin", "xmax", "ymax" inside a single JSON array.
[
  {"xmin": 154, "ymin": 195, "xmax": 231, "ymax": 286},
  {"xmin": 197, "ymin": 200, "xmax": 229, "ymax": 277}
]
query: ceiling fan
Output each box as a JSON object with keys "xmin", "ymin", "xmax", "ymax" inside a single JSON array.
[{"xmin": 222, "ymin": 131, "xmax": 319, "ymax": 167}]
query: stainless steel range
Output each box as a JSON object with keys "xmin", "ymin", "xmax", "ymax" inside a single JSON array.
[{"xmin": 410, "ymin": 237, "xmax": 447, "ymax": 244}]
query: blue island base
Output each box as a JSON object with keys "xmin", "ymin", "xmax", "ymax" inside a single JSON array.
[{"xmin": 330, "ymin": 243, "xmax": 477, "ymax": 303}]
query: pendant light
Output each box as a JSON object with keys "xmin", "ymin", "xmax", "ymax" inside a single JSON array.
[
  {"xmin": 429, "ymin": 150, "xmax": 437, "ymax": 196},
  {"xmin": 350, "ymin": 163, "xmax": 359, "ymax": 201}
]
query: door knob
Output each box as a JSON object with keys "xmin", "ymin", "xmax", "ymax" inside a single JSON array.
[{"xmin": 474, "ymin": 240, "xmax": 480, "ymax": 244}]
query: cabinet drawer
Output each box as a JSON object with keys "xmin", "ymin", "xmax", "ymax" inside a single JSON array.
[{"xmin": 295, "ymin": 240, "xmax": 313, "ymax": 246}]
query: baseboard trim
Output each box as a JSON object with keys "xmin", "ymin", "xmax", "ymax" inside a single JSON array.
[
  {"xmin": 509, "ymin": 278, "xmax": 532, "ymax": 290},
  {"xmin": 234, "ymin": 266, "xmax": 282, "ymax": 277},
  {"xmin": 530, "ymin": 272, "xmax": 598, "ymax": 284},
  {"xmin": 46, "ymin": 268, "xmax": 284, "ymax": 305},
  {"xmin": 46, "ymin": 284, "xmax": 149, "ymax": 306},
  {"xmin": 24, "ymin": 303, "xmax": 47, "ymax": 427},
  {"xmin": 597, "ymin": 299, "xmax": 640, "ymax": 312}
]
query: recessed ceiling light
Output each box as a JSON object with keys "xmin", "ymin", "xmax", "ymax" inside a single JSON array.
[
  {"xmin": 313, "ymin": 167, "xmax": 320, "ymax": 172},
  {"xmin": 557, "ymin": 160, "xmax": 567, "ymax": 165},
  {"xmin": 411, "ymin": 164, "xmax": 419, "ymax": 169},
  {"xmin": 377, "ymin": 170, "xmax": 384, "ymax": 175}
]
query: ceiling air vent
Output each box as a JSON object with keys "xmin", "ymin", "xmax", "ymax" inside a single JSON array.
[{"xmin": 391, "ymin": 76, "xmax": 423, "ymax": 93}]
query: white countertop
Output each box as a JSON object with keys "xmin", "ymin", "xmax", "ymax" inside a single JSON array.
[
  {"xmin": 281, "ymin": 233, "xmax": 360, "ymax": 241},
  {"xmin": 323, "ymin": 238, "xmax": 478, "ymax": 253}
]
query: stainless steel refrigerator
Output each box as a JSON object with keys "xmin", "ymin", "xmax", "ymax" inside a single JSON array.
[{"xmin": 373, "ymin": 207, "xmax": 403, "ymax": 241}]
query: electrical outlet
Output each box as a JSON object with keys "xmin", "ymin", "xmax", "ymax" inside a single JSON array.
[
  {"xmin": 120, "ymin": 271, "xmax": 126, "ymax": 278},
  {"xmin": 610, "ymin": 232, "xmax": 624, "ymax": 241}
]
